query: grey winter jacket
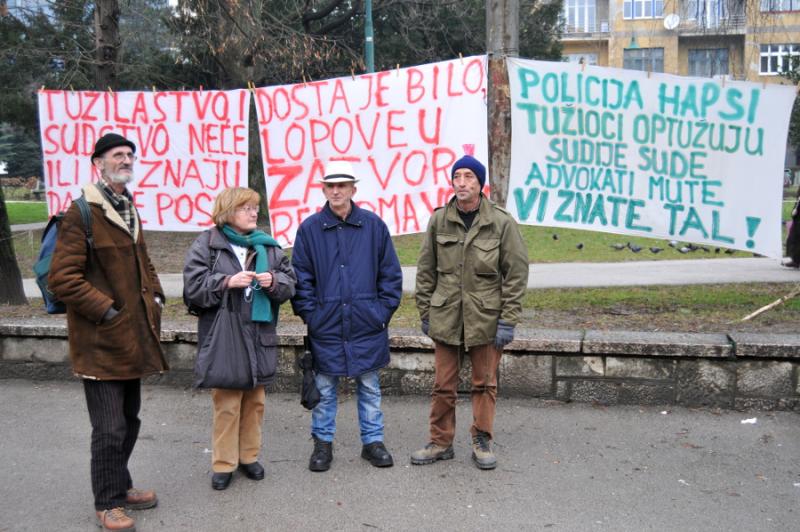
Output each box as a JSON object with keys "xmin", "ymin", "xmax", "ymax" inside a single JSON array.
[{"xmin": 183, "ymin": 227, "xmax": 296, "ymax": 387}]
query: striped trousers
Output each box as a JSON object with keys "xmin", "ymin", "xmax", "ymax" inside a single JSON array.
[{"xmin": 83, "ymin": 379, "xmax": 141, "ymax": 511}]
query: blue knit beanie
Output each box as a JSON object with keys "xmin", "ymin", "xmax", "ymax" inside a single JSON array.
[{"xmin": 451, "ymin": 155, "xmax": 486, "ymax": 188}]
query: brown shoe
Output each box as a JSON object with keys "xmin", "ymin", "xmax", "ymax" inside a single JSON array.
[
  {"xmin": 96, "ymin": 507, "xmax": 136, "ymax": 531},
  {"xmin": 125, "ymin": 487, "xmax": 158, "ymax": 510}
]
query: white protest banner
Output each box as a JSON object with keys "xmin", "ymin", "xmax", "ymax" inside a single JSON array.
[
  {"xmin": 254, "ymin": 56, "xmax": 488, "ymax": 246},
  {"xmin": 38, "ymin": 89, "xmax": 251, "ymax": 230},
  {"xmin": 507, "ymin": 57, "xmax": 796, "ymax": 257}
]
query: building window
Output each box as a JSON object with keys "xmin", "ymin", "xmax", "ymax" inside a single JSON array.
[
  {"xmin": 623, "ymin": 0, "xmax": 664, "ymax": 19},
  {"xmin": 623, "ymin": 48, "xmax": 664, "ymax": 72},
  {"xmin": 759, "ymin": 44, "xmax": 800, "ymax": 75},
  {"xmin": 688, "ymin": 48, "xmax": 729, "ymax": 77},
  {"xmin": 564, "ymin": 53, "xmax": 599, "ymax": 66},
  {"xmin": 686, "ymin": 0, "xmax": 744, "ymax": 27},
  {"xmin": 761, "ymin": 0, "xmax": 800, "ymax": 11},
  {"xmin": 563, "ymin": 0, "xmax": 598, "ymax": 32}
]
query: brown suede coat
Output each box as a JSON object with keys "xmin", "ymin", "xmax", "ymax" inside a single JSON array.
[{"xmin": 48, "ymin": 183, "xmax": 168, "ymax": 379}]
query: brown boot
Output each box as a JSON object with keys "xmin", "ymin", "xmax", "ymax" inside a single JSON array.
[
  {"xmin": 96, "ymin": 507, "xmax": 136, "ymax": 531},
  {"xmin": 125, "ymin": 487, "xmax": 158, "ymax": 510},
  {"xmin": 410, "ymin": 442, "xmax": 454, "ymax": 465},
  {"xmin": 471, "ymin": 431, "xmax": 497, "ymax": 470}
]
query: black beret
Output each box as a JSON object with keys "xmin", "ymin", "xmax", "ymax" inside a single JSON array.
[{"xmin": 91, "ymin": 133, "xmax": 136, "ymax": 160}]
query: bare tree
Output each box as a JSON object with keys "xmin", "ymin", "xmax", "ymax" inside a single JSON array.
[
  {"xmin": 0, "ymin": 184, "xmax": 27, "ymax": 305},
  {"xmin": 95, "ymin": 0, "xmax": 120, "ymax": 89}
]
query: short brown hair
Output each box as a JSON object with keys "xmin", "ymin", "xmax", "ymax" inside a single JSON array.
[{"xmin": 211, "ymin": 187, "xmax": 260, "ymax": 227}]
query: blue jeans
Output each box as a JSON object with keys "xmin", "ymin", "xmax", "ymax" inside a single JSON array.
[{"xmin": 311, "ymin": 370, "xmax": 385, "ymax": 445}]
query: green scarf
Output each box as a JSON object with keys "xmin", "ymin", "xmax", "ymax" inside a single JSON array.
[{"xmin": 222, "ymin": 224, "xmax": 281, "ymax": 323}]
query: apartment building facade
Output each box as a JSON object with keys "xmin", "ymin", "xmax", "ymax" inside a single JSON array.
[
  {"xmin": 562, "ymin": 0, "xmax": 800, "ymax": 80},
  {"xmin": 561, "ymin": 0, "xmax": 800, "ymax": 167}
]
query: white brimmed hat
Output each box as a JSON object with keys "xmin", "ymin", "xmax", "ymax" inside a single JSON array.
[{"xmin": 320, "ymin": 161, "xmax": 359, "ymax": 183}]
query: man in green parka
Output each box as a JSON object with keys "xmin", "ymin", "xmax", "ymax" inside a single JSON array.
[{"xmin": 411, "ymin": 154, "xmax": 529, "ymax": 470}]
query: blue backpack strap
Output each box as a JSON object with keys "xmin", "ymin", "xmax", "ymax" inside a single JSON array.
[{"xmin": 73, "ymin": 196, "xmax": 93, "ymax": 250}]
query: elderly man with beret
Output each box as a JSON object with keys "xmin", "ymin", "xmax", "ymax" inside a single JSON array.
[
  {"xmin": 49, "ymin": 133, "xmax": 167, "ymax": 531},
  {"xmin": 411, "ymin": 154, "xmax": 529, "ymax": 470}
]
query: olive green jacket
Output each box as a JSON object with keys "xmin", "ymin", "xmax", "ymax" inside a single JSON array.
[{"xmin": 415, "ymin": 195, "xmax": 529, "ymax": 348}]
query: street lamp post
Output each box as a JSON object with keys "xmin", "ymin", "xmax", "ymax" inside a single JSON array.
[{"xmin": 365, "ymin": 0, "xmax": 374, "ymax": 73}]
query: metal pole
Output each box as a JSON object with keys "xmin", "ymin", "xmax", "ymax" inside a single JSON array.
[
  {"xmin": 365, "ymin": 0, "xmax": 374, "ymax": 73},
  {"xmin": 486, "ymin": 0, "xmax": 519, "ymax": 207}
]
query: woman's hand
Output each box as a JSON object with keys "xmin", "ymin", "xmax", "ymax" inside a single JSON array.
[
  {"xmin": 254, "ymin": 271, "xmax": 274, "ymax": 288},
  {"xmin": 227, "ymin": 271, "xmax": 256, "ymax": 289}
]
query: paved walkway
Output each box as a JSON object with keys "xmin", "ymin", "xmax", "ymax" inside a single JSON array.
[
  {"xmin": 9, "ymin": 221, "xmax": 47, "ymax": 231},
  {"xmin": 1, "ymin": 379, "xmax": 798, "ymax": 531},
  {"xmin": 21, "ymin": 257, "xmax": 800, "ymax": 299}
]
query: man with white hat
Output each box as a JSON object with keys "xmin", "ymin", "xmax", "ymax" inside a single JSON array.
[{"xmin": 291, "ymin": 161, "xmax": 403, "ymax": 472}]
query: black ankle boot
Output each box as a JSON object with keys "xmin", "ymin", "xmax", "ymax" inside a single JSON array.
[
  {"xmin": 211, "ymin": 472, "xmax": 233, "ymax": 490},
  {"xmin": 309, "ymin": 436, "xmax": 333, "ymax": 472}
]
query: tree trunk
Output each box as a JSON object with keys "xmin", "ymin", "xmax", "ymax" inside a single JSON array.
[
  {"xmin": 95, "ymin": 0, "xmax": 121, "ymax": 90},
  {"xmin": 0, "ymin": 185, "xmax": 28, "ymax": 305},
  {"xmin": 486, "ymin": 0, "xmax": 519, "ymax": 208}
]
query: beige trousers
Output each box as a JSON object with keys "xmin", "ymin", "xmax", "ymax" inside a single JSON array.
[{"xmin": 211, "ymin": 387, "xmax": 266, "ymax": 472}]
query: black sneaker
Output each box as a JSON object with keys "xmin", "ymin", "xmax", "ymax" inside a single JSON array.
[
  {"xmin": 309, "ymin": 436, "xmax": 333, "ymax": 472},
  {"xmin": 361, "ymin": 442, "xmax": 394, "ymax": 468}
]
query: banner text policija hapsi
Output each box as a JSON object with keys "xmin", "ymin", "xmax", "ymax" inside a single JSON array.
[{"xmin": 507, "ymin": 58, "xmax": 794, "ymax": 258}]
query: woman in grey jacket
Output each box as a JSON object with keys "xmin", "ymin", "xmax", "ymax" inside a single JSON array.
[{"xmin": 183, "ymin": 187, "xmax": 296, "ymax": 490}]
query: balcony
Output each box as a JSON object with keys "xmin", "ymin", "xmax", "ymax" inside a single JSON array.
[
  {"xmin": 678, "ymin": 14, "xmax": 746, "ymax": 35},
  {"xmin": 562, "ymin": 19, "xmax": 610, "ymax": 40},
  {"xmin": 678, "ymin": 2, "xmax": 747, "ymax": 35}
]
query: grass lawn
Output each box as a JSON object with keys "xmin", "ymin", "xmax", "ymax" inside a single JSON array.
[
  {"xmin": 6, "ymin": 201, "xmax": 48, "ymax": 225},
  {"xmin": 384, "ymin": 283, "xmax": 800, "ymax": 329},
  {"xmin": 393, "ymin": 224, "xmax": 763, "ymax": 266},
  {"xmin": 134, "ymin": 281, "xmax": 800, "ymax": 333},
  {"xmin": 4, "ymin": 281, "xmax": 798, "ymax": 334}
]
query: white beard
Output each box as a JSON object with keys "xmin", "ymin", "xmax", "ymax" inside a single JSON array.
[{"xmin": 107, "ymin": 171, "xmax": 133, "ymax": 184}]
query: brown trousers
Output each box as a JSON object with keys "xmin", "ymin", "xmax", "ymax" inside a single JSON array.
[
  {"xmin": 211, "ymin": 387, "xmax": 266, "ymax": 472},
  {"xmin": 429, "ymin": 342, "xmax": 502, "ymax": 446}
]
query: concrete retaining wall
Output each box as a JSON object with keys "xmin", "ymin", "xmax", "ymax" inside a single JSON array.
[{"xmin": 2, "ymin": 323, "xmax": 800, "ymax": 411}]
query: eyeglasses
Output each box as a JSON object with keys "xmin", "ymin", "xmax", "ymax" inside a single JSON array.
[
  {"xmin": 109, "ymin": 152, "xmax": 137, "ymax": 162},
  {"xmin": 236, "ymin": 206, "xmax": 259, "ymax": 214}
]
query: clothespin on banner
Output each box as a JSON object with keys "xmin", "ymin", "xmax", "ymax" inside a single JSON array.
[
  {"xmin": 396, "ymin": 64, "xmax": 400, "ymax": 76},
  {"xmin": 721, "ymin": 75, "xmax": 726, "ymax": 88},
  {"xmin": 199, "ymin": 85, "xmax": 203, "ymax": 92},
  {"xmin": 107, "ymin": 86, "xmax": 113, "ymax": 93},
  {"xmin": 351, "ymin": 69, "xmax": 356, "ymax": 81},
  {"xmin": 40, "ymin": 85, "xmax": 45, "ymax": 91},
  {"xmin": 302, "ymin": 74, "xmax": 307, "ymax": 87},
  {"xmin": 247, "ymin": 81, "xmax": 255, "ymax": 93},
  {"xmin": 152, "ymin": 85, "xmax": 157, "ymax": 93},
  {"xmin": 69, "ymin": 85, "xmax": 75, "ymax": 92},
  {"xmin": 459, "ymin": 52, "xmax": 464, "ymax": 65}
]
